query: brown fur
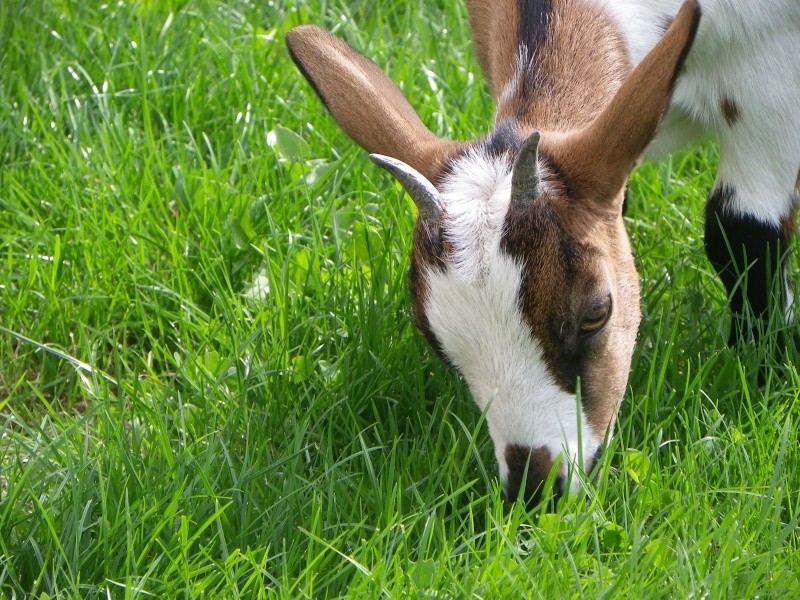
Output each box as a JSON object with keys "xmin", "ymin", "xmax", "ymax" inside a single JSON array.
[
  {"xmin": 720, "ymin": 96, "xmax": 741, "ymax": 126},
  {"xmin": 782, "ymin": 205, "xmax": 798, "ymax": 240},
  {"xmin": 501, "ymin": 179, "xmax": 640, "ymax": 441},
  {"xmin": 496, "ymin": 1, "xmax": 631, "ymax": 130},
  {"xmin": 546, "ymin": 0, "xmax": 701, "ymax": 206},
  {"xmin": 466, "ymin": 0, "xmax": 521, "ymax": 98},
  {"xmin": 408, "ymin": 222, "xmax": 450, "ymax": 362}
]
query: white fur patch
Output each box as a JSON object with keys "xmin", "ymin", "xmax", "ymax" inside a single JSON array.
[
  {"xmin": 427, "ymin": 150, "xmax": 600, "ymax": 489},
  {"xmin": 597, "ymin": 0, "xmax": 800, "ymax": 226},
  {"xmin": 438, "ymin": 149, "xmax": 513, "ymax": 285}
]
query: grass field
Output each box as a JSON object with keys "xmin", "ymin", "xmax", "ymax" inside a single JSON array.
[{"xmin": 1, "ymin": 0, "xmax": 799, "ymax": 597}]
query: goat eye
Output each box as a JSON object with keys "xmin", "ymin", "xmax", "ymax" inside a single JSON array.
[{"xmin": 579, "ymin": 302, "xmax": 611, "ymax": 335}]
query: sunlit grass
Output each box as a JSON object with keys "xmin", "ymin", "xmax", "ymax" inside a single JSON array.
[{"xmin": 1, "ymin": 0, "xmax": 798, "ymax": 597}]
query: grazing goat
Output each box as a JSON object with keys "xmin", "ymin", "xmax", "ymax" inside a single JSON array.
[{"xmin": 286, "ymin": 0, "xmax": 800, "ymax": 506}]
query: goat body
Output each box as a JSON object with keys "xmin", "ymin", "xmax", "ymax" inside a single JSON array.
[{"xmin": 286, "ymin": 0, "xmax": 800, "ymax": 506}]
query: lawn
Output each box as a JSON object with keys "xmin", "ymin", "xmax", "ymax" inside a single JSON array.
[{"xmin": 1, "ymin": 0, "xmax": 799, "ymax": 597}]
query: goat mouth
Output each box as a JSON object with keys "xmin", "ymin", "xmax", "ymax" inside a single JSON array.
[
  {"xmin": 503, "ymin": 442, "xmax": 605, "ymax": 508},
  {"xmin": 503, "ymin": 444, "xmax": 558, "ymax": 507}
]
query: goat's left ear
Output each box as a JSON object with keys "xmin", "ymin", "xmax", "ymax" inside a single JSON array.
[{"xmin": 547, "ymin": 0, "xmax": 701, "ymax": 214}]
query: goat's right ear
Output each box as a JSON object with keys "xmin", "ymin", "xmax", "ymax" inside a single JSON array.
[
  {"xmin": 286, "ymin": 26, "xmax": 460, "ymax": 184},
  {"xmin": 544, "ymin": 0, "xmax": 701, "ymax": 214}
]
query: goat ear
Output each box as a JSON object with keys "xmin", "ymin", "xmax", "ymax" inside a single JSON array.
[
  {"xmin": 286, "ymin": 25, "xmax": 460, "ymax": 184},
  {"xmin": 546, "ymin": 0, "xmax": 701, "ymax": 213}
]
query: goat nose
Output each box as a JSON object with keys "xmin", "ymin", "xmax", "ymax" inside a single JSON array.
[{"xmin": 504, "ymin": 444, "xmax": 564, "ymax": 508}]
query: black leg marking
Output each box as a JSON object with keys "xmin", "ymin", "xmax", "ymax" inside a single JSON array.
[{"xmin": 704, "ymin": 185, "xmax": 791, "ymax": 348}]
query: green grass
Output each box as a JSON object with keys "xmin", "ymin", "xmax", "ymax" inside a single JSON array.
[{"xmin": 1, "ymin": 0, "xmax": 798, "ymax": 597}]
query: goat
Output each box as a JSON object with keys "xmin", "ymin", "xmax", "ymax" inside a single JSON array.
[{"xmin": 286, "ymin": 0, "xmax": 800, "ymax": 506}]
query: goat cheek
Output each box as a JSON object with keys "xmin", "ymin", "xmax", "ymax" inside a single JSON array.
[{"xmin": 580, "ymin": 352, "xmax": 626, "ymax": 440}]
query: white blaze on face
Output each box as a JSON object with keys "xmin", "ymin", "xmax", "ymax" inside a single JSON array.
[{"xmin": 425, "ymin": 149, "xmax": 602, "ymax": 491}]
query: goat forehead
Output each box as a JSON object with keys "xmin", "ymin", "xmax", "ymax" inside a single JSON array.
[
  {"xmin": 429, "ymin": 149, "xmax": 606, "ymax": 335},
  {"xmin": 437, "ymin": 146, "xmax": 565, "ymax": 283},
  {"xmin": 440, "ymin": 146, "xmax": 513, "ymax": 201}
]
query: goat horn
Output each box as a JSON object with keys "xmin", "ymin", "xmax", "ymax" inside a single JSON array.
[
  {"xmin": 510, "ymin": 131, "xmax": 542, "ymax": 208},
  {"xmin": 370, "ymin": 154, "xmax": 444, "ymax": 223}
]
